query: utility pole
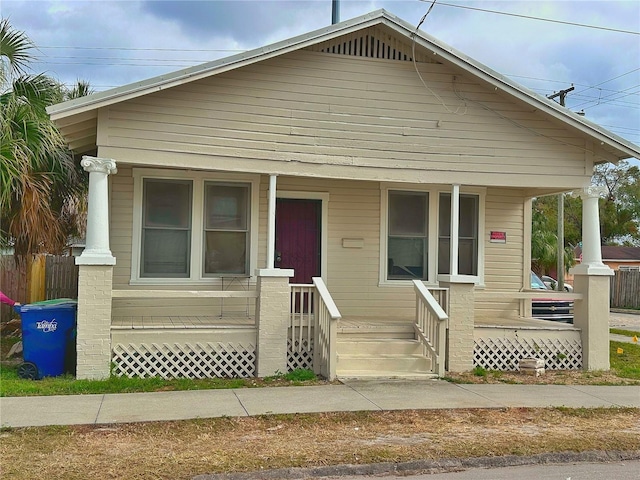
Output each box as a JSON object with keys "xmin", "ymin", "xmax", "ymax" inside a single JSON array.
[
  {"xmin": 546, "ymin": 85, "xmax": 574, "ymax": 291},
  {"xmin": 547, "ymin": 85, "xmax": 574, "ymax": 107}
]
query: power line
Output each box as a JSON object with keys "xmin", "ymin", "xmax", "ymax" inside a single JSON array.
[
  {"xmin": 38, "ymin": 46, "xmax": 245, "ymax": 53},
  {"xmin": 427, "ymin": 1, "xmax": 640, "ymax": 35}
]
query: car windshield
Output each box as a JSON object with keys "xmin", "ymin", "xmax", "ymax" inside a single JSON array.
[{"xmin": 530, "ymin": 272, "xmax": 548, "ymax": 290}]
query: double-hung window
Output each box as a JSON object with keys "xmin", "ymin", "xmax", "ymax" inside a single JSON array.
[
  {"xmin": 203, "ymin": 183, "xmax": 249, "ymax": 275},
  {"xmin": 383, "ymin": 186, "xmax": 482, "ymax": 284},
  {"xmin": 438, "ymin": 193, "xmax": 479, "ymax": 276},
  {"xmin": 135, "ymin": 171, "xmax": 254, "ymax": 282},
  {"xmin": 141, "ymin": 179, "xmax": 192, "ymax": 278},
  {"xmin": 387, "ymin": 191, "xmax": 429, "ymax": 280}
]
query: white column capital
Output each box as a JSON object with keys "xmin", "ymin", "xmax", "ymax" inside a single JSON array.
[
  {"xmin": 81, "ymin": 156, "xmax": 118, "ymax": 175},
  {"xmin": 572, "ymin": 186, "xmax": 606, "ymax": 200}
]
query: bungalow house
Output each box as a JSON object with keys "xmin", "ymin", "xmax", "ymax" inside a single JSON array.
[
  {"xmin": 48, "ymin": 10, "xmax": 640, "ymax": 381},
  {"xmin": 576, "ymin": 246, "xmax": 640, "ymax": 272}
]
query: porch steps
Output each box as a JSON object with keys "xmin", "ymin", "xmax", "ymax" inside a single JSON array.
[{"xmin": 336, "ymin": 338, "xmax": 434, "ymax": 379}]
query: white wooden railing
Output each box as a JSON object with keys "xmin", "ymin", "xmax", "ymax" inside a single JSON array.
[
  {"xmin": 289, "ymin": 283, "xmax": 316, "ymax": 369},
  {"xmin": 412, "ymin": 280, "xmax": 449, "ymax": 377},
  {"xmin": 311, "ymin": 277, "xmax": 341, "ymax": 381}
]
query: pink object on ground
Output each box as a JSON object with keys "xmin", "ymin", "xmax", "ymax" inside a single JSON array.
[{"xmin": 0, "ymin": 291, "xmax": 17, "ymax": 307}]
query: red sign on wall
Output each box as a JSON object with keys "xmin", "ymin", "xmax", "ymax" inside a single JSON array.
[{"xmin": 490, "ymin": 231, "xmax": 507, "ymax": 243}]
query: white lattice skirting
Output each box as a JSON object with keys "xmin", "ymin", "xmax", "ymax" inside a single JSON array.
[
  {"xmin": 288, "ymin": 338, "xmax": 314, "ymax": 371},
  {"xmin": 112, "ymin": 342, "xmax": 256, "ymax": 379},
  {"xmin": 474, "ymin": 337, "xmax": 582, "ymax": 371}
]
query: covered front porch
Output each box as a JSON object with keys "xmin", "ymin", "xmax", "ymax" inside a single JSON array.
[
  {"xmin": 75, "ymin": 157, "xmax": 611, "ymax": 381},
  {"xmin": 106, "ymin": 279, "xmax": 582, "ymax": 380}
]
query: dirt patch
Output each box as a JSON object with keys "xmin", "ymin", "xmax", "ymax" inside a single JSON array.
[
  {"xmin": 1, "ymin": 408, "xmax": 638, "ymax": 480},
  {"xmin": 445, "ymin": 369, "xmax": 640, "ymax": 385}
]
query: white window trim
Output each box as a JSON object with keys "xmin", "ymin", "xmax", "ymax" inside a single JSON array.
[
  {"xmin": 276, "ymin": 190, "xmax": 329, "ymax": 284},
  {"xmin": 436, "ymin": 188, "xmax": 485, "ymax": 285},
  {"xmin": 379, "ymin": 183, "xmax": 485, "ymax": 287},
  {"xmin": 131, "ymin": 168, "xmax": 260, "ymax": 285}
]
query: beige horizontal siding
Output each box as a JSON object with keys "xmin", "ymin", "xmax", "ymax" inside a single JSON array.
[
  {"xmin": 110, "ymin": 165, "xmax": 134, "ymax": 288},
  {"xmin": 101, "ymin": 49, "xmax": 590, "ymax": 187},
  {"xmin": 108, "ymin": 172, "xmax": 530, "ymax": 321}
]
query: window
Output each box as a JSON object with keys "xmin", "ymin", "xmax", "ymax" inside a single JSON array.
[
  {"xmin": 203, "ymin": 183, "xmax": 249, "ymax": 275},
  {"xmin": 141, "ymin": 179, "xmax": 192, "ymax": 277},
  {"xmin": 382, "ymin": 185, "xmax": 483, "ymax": 285},
  {"xmin": 387, "ymin": 191, "xmax": 428, "ymax": 280},
  {"xmin": 134, "ymin": 170, "xmax": 257, "ymax": 283},
  {"xmin": 438, "ymin": 193, "xmax": 479, "ymax": 276}
]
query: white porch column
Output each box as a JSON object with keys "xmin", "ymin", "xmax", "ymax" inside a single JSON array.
[
  {"xmin": 449, "ymin": 184, "xmax": 460, "ymax": 276},
  {"xmin": 267, "ymin": 175, "xmax": 277, "ymax": 269},
  {"xmin": 255, "ymin": 268, "xmax": 294, "ymax": 377},
  {"xmin": 570, "ymin": 186, "xmax": 614, "ymax": 371},
  {"xmin": 77, "ymin": 157, "xmax": 117, "ymax": 266},
  {"xmin": 75, "ymin": 156, "xmax": 117, "ymax": 380}
]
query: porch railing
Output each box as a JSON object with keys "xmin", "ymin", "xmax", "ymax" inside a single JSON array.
[
  {"xmin": 412, "ymin": 280, "xmax": 449, "ymax": 377},
  {"xmin": 312, "ymin": 277, "xmax": 341, "ymax": 381},
  {"xmin": 289, "ymin": 283, "xmax": 316, "ymax": 370}
]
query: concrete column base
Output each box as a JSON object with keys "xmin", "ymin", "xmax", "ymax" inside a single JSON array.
[
  {"xmin": 255, "ymin": 268, "xmax": 294, "ymax": 377},
  {"xmin": 76, "ymin": 265, "xmax": 113, "ymax": 380},
  {"xmin": 570, "ymin": 270, "xmax": 614, "ymax": 371},
  {"xmin": 439, "ymin": 279, "xmax": 475, "ymax": 372}
]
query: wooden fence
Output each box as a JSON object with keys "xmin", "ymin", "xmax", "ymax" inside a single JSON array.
[
  {"xmin": 610, "ymin": 270, "xmax": 640, "ymax": 309},
  {"xmin": 0, "ymin": 255, "xmax": 79, "ymax": 323}
]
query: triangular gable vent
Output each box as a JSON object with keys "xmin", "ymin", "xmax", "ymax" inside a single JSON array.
[{"xmin": 306, "ymin": 27, "xmax": 437, "ymax": 63}]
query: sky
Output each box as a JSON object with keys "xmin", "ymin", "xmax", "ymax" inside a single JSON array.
[{"xmin": 2, "ymin": 0, "xmax": 640, "ymax": 161}]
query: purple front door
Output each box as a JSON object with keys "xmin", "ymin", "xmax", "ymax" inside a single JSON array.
[{"xmin": 275, "ymin": 199, "xmax": 321, "ymax": 284}]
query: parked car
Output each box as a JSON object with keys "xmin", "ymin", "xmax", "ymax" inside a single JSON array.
[
  {"xmin": 530, "ymin": 271, "xmax": 573, "ymax": 323},
  {"xmin": 541, "ymin": 275, "xmax": 573, "ymax": 292}
]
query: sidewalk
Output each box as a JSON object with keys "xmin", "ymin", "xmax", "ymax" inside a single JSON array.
[{"xmin": 1, "ymin": 379, "xmax": 639, "ymax": 428}]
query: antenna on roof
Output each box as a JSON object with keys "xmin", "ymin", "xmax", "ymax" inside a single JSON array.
[{"xmin": 332, "ymin": 0, "xmax": 340, "ymax": 24}]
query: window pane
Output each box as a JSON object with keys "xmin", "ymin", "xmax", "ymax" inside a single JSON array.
[
  {"xmin": 459, "ymin": 195, "xmax": 478, "ymax": 238},
  {"xmin": 438, "ymin": 238, "xmax": 450, "ymax": 275},
  {"xmin": 205, "ymin": 184, "xmax": 248, "ymax": 230},
  {"xmin": 142, "ymin": 229, "xmax": 190, "ymax": 277},
  {"xmin": 204, "ymin": 231, "xmax": 247, "ymax": 274},
  {"xmin": 439, "ymin": 194, "xmax": 451, "ymax": 236},
  {"xmin": 459, "ymin": 239, "xmax": 477, "ymax": 275},
  {"xmin": 389, "ymin": 192, "xmax": 427, "ymax": 236},
  {"xmin": 388, "ymin": 237, "xmax": 425, "ymax": 279},
  {"xmin": 144, "ymin": 180, "xmax": 191, "ymax": 228}
]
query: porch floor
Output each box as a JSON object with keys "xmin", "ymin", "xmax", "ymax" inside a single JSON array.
[{"xmin": 111, "ymin": 316, "xmax": 255, "ymax": 329}]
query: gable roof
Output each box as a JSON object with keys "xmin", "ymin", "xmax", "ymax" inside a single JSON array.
[{"xmin": 48, "ymin": 9, "xmax": 640, "ymax": 162}]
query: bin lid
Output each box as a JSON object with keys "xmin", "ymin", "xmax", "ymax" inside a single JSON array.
[{"xmin": 18, "ymin": 298, "xmax": 77, "ymax": 312}]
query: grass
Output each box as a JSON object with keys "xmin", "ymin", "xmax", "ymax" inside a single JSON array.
[
  {"xmin": 610, "ymin": 328, "xmax": 640, "ymax": 338},
  {"xmin": 1, "ymin": 407, "xmax": 638, "ymax": 480},
  {"xmin": 611, "ymin": 341, "xmax": 640, "ymax": 379},
  {"xmin": 0, "ymin": 367, "xmax": 323, "ymax": 397}
]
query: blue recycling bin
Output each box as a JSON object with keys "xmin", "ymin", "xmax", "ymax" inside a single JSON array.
[{"xmin": 16, "ymin": 299, "xmax": 77, "ymax": 379}]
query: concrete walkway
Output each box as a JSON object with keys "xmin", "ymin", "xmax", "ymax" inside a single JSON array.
[{"xmin": 1, "ymin": 379, "xmax": 639, "ymax": 428}]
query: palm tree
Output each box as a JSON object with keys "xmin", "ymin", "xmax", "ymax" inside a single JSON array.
[{"xmin": 1, "ymin": 19, "xmax": 87, "ymax": 256}]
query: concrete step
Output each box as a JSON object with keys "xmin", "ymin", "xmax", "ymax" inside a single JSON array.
[
  {"xmin": 338, "ymin": 323, "xmax": 415, "ymax": 340},
  {"xmin": 336, "ymin": 369, "xmax": 438, "ymax": 379},
  {"xmin": 337, "ymin": 353, "xmax": 432, "ymax": 373},
  {"xmin": 337, "ymin": 339, "xmax": 423, "ymax": 355}
]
